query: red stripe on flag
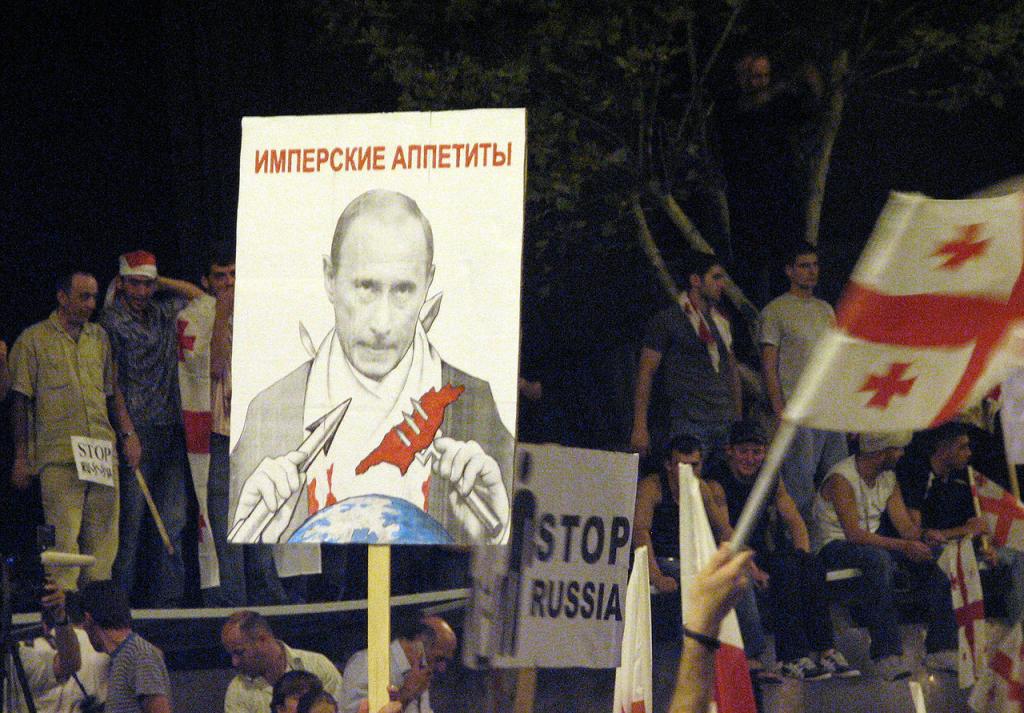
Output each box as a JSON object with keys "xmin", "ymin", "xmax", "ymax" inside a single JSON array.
[
  {"xmin": 953, "ymin": 544, "xmax": 984, "ymax": 655},
  {"xmin": 714, "ymin": 642, "xmax": 756, "ymax": 713},
  {"xmin": 630, "ymin": 702, "xmax": 646, "ymax": 713},
  {"xmin": 992, "ymin": 651, "xmax": 1024, "ymax": 703},
  {"xmin": 836, "ymin": 285, "xmax": 1003, "ymax": 348},
  {"xmin": 182, "ymin": 410, "xmax": 212, "ymax": 454}
]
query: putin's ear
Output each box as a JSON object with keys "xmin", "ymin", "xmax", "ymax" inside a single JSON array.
[{"xmin": 323, "ymin": 255, "xmax": 336, "ymax": 303}]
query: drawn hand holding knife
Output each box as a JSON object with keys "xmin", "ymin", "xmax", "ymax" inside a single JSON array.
[
  {"xmin": 229, "ymin": 399, "xmax": 351, "ymax": 543},
  {"xmin": 229, "ymin": 386, "xmax": 510, "ymax": 544}
]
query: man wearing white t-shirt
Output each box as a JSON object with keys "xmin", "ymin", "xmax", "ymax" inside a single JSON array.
[
  {"xmin": 813, "ymin": 432, "xmax": 957, "ymax": 680},
  {"xmin": 760, "ymin": 242, "xmax": 847, "ymax": 522},
  {"xmin": 17, "ymin": 585, "xmax": 109, "ymax": 713}
]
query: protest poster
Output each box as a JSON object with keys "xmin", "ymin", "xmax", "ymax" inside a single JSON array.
[
  {"xmin": 71, "ymin": 436, "xmax": 116, "ymax": 488},
  {"xmin": 228, "ymin": 109, "xmax": 525, "ymax": 547},
  {"xmin": 463, "ymin": 444, "xmax": 639, "ymax": 669}
]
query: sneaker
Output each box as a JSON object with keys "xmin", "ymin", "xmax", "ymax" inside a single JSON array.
[
  {"xmin": 873, "ymin": 655, "xmax": 911, "ymax": 681},
  {"xmin": 924, "ymin": 649, "xmax": 958, "ymax": 674},
  {"xmin": 780, "ymin": 656, "xmax": 832, "ymax": 681},
  {"xmin": 819, "ymin": 649, "xmax": 861, "ymax": 678},
  {"xmin": 748, "ymin": 661, "xmax": 784, "ymax": 685}
]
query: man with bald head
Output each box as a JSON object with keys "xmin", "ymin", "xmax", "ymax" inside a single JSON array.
[
  {"xmin": 340, "ymin": 613, "xmax": 457, "ymax": 713},
  {"xmin": 230, "ymin": 189, "xmax": 513, "ymax": 546},
  {"xmin": 222, "ymin": 610, "xmax": 343, "ymax": 713}
]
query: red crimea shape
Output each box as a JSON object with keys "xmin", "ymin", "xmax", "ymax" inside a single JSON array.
[
  {"xmin": 176, "ymin": 318, "xmax": 195, "ymax": 362},
  {"xmin": 355, "ymin": 384, "xmax": 465, "ymax": 476},
  {"xmin": 933, "ymin": 223, "xmax": 989, "ymax": 270},
  {"xmin": 859, "ymin": 362, "xmax": 916, "ymax": 409}
]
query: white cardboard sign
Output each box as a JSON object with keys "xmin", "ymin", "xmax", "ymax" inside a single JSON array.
[
  {"xmin": 463, "ymin": 444, "xmax": 639, "ymax": 669},
  {"xmin": 71, "ymin": 436, "xmax": 116, "ymax": 487}
]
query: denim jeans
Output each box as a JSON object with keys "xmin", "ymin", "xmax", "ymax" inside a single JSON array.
[
  {"xmin": 206, "ymin": 433, "xmax": 287, "ymax": 606},
  {"xmin": 819, "ymin": 539, "xmax": 956, "ymax": 658},
  {"xmin": 113, "ymin": 423, "xmax": 188, "ymax": 607},
  {"xmin": 764, "ymin": 549, "xmax": 834, "ymax": 661},
  {"xmin": 779, "ymin": 426, "xmax": 848, "ymax": 525}
]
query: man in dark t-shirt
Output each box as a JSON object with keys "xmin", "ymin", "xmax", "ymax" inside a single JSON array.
[
  {"xmin": 705, "ymin": 420, "xmax": 857, "ymax": 680},
  {"xmin": 904, "ymin": 422, "xmax": 1024, "ymax": 624}
]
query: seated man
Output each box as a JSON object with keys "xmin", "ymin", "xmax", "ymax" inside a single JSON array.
[
  {"xmin": 222, "ymin": 611, "xmax": 343, "ymax": 713},
  {"xmin": 633, "ymin": 434, "xmax": 707, "ymax": 594},
  {"xmin": 903, "ymin": 422, "xmax": 1024, "ymax": 624},
  {"xmin": 813, "ymin": 432, "xmax": 958, "ymax": 680},
  {"xmin": 340, "ymin": 613, "xmax": 456, "ymax": 713},
  {"xmin": 705, "ymin": 420, "xmax": 857, "ymax": 681},
  {"xmin": 17, "ymin": 580, "xmax": 110, "ymax": 713}
]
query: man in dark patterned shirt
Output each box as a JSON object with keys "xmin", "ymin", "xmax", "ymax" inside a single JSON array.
[
  {"xmin": 100, "ymin": 250, "xmax": 202, "ymax": 607},
  {"xmin": 81, "ymin": 580, "xmax": 172, "ymax": 713}
]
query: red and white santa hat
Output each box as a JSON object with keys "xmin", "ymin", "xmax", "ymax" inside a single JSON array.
[{"xmin": 119, "ymin": 250, "xmax": 158, "ymax": 279}]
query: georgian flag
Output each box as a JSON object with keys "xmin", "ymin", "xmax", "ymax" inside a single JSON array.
[
  {"xmin": 937, "ymin": 537, "xmax": 987, "ymax": 688},
  {"xmin": 177, "ymin": 294, "xmax": 221, "ymax": 590},
  {"xmin": 678, "ymin": 465, "xmax": 755, "ymax": 713},
  {"xmin": 613, "ymin": 546, "xmax": 653, "ymax": 713},
  {"xmin": 969, "ymin": 621, "xmax": 1024, "ymax": 713},
  {"xmin": 973, "ymin": 473, "xmax": 1024, "ymax": 551},
  {"xmin": 785, "ymin": 191, "xmax": 1024, "ymax": 431}
]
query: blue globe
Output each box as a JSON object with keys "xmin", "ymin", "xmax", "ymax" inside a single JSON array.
[{"xmin": 288, "ymin": 494, "xmax": 454, "ymax": 545}]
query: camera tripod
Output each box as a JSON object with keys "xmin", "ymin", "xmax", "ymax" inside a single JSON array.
[{"xmin": 1, "ymin": 555, "xmax": 40, "ymax": 713}]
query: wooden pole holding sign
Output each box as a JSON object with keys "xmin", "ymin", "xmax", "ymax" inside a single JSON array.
[
  {"xmin": 512, "ymin": 668, "xmax": 536, "ymax": 713},
  {"xmin": 367, "ymin": 544, "xmax": 391, "ymax": 712}
]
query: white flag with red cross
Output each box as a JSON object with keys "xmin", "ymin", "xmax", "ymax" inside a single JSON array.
[
  {"xmin": 970, "ymin": 621, "xmax": 1024, "ymax": 712},
  {"xmin": 973, "ymin": 472, "xmax": 1024, "ymax": 551},
  {"xmin": 613, "ymin": 546, "xmax": 653, "ymax": 713},
  {"xmin": 177, "ymin": 295, "xmax": 220, "ymax": 590},
  {"xmin": 785, "ymin": 191, "xmax": 1024, "ymax": 431},
  {"xmin": 937, "ymin": 537, "xmax": 987, "ymax": 688}
]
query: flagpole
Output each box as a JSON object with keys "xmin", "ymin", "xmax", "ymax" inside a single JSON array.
[{"xmin": 729, "ymin": 420, "xmax": 798, "ymax": 553}]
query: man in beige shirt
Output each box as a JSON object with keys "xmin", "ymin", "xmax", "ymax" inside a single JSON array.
[
  {"xmin": 222, "ymin": 610, "xmax": 343, "ymax": 713},
  {"xmin": 9, "ymin": 270, "xmax": 140, "ymax": 590}
]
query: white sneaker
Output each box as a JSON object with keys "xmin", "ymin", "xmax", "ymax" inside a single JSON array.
[
  {"xmin": 819, "ymin": 649, "xmax": 861, "ymax": 678},
  {"xmin": 925, "ymin": 649, "xmax": 958, "ymax": 674},
  {"xmin": 873, "ymin": 655, "xmax": 911, "ymax": 681},
  {"xmin": 780, "ymin": 656, "xmax": 832, "ymax": 681}
]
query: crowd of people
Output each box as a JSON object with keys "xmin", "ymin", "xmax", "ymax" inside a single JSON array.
[
  {"xmin": 14, "ymin": 575, "xmax": 448, "ymax": 712},
  {"xmin": 1, "ymin": 244, "xmax": 298, "ymax": 608},
  {"xmin": 631, "ymin": 240, "xmax": 1024, "ymax": 690}
]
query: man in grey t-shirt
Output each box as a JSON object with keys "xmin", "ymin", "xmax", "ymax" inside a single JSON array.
[
  {"xmin": 631, "ymin": 252, "xmax": 742, "ymax": 461},
  {"xmin": 80, "ymin": 580, "xmax": 172, "ymax": 713},
  {"xmin": 759, "ymin": 242, "xmax": 847, "ymax": 521}
]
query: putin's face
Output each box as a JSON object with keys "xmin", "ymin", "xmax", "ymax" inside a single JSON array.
[{"xmin": 324, "ymin": 210, "xmax": 434, "ymax": 380}]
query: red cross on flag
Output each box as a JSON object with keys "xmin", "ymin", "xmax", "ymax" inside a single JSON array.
[
  {"xmin": 973, "ymin": 472, "xmax": 1024, "ymax": 551},
  {"xmin": 785, "ymin": 191, "xmax": 1024, "ymax": 432}
]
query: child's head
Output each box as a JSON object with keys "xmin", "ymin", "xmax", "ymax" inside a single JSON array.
[
  {"xmin": 271, "ymin": 670, "xmax": 323, "ymax": 713},
  {"xmin": 297, "ymin": 690, "xmax": 338, "ymax": 713}
]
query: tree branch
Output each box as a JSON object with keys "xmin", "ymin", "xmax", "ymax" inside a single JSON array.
[
  {"xmin": 630, "ymin": 194, "xmax": 679, "ymax": 300},
  {"xmin": 675, "ymin": 0, "xmax": 745, "ymax": 145},
  {"xmin": 658, "ymin": 192, "xmax": 759, "ymax": 323}
]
